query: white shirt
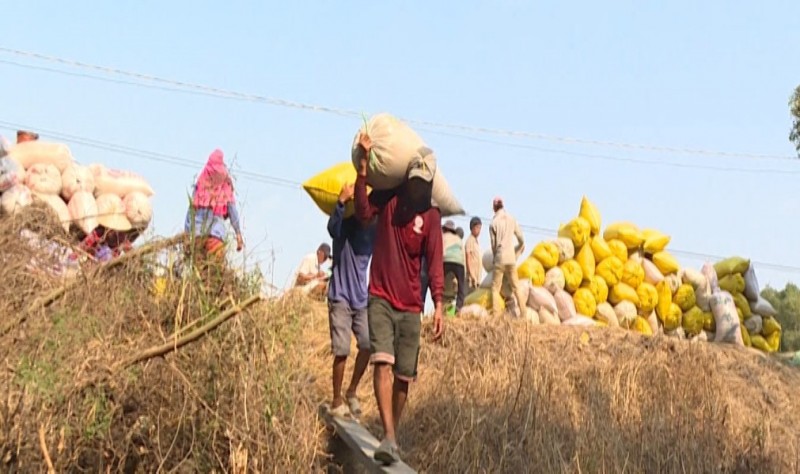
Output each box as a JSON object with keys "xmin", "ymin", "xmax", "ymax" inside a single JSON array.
[{"xmin": 291, "ymin": 253, "xmax": 320, "ymax": 287}]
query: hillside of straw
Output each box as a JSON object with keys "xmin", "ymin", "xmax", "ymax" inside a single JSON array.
[{"xmin": 1, "ymin": 208, "xmax": 799, "ymax": 473}]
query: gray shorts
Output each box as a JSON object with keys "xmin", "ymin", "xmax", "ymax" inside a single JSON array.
[{"xmin": 328, "ymin": 300, "xmax": 370, "ymax": 357}]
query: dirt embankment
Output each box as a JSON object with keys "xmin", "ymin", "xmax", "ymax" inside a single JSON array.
[{"xmin": 1, "ymin": 211, "xmax": 798, "ymax": 473}]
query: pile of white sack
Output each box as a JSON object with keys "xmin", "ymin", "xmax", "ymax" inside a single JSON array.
[{"xmin": 0, "ymin": 140, "xmax": 154, "ymax": 236}]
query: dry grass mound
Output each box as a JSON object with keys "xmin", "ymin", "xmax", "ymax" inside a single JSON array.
[
  {"xmin": 356, "ymin": 316, "xmax": 800, "ymax": 473},
  {"xmin": 0, "ymin": 214, "xmax": 332, "ymax": 473}
]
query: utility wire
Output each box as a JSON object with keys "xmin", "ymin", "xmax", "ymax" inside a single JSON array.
[
  {"xmin": 4, "ymin": 120, "xmax": 797, "ymax": 274},
  {"xmin": 1, "ymin": 46, "xmax": 797, "ymax": 161}
]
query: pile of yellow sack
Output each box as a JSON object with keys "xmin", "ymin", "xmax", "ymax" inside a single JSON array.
[{"xmin": 464, "ymin": 196, "xmax": 782, "ymax": 354}]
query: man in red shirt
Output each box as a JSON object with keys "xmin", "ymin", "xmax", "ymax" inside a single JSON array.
[{"xmin": 354, "ymin": 133, "xmax": 445, "ymax": 465}]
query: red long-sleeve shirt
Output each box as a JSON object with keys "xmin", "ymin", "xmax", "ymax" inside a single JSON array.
[{"xmin": 355, "ymin": 174, "xmax": 443, "ymax": 312}]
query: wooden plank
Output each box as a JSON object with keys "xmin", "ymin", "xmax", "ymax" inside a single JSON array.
[{"xmin": 319, "ymin": 404, "xmax": 416, "ymax": 474}]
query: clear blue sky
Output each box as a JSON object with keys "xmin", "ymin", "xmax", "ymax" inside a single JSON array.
[{"xmin": 2, "ymin": 1, "xmax": 799, "ymax": 293}]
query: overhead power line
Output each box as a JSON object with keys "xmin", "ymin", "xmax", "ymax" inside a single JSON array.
[
  {"xmin": 2, "ymin": 124, "xmax": 798, "ymax": 275},
  {"xmin": 1, "ymin": 46, "xmax": 797, "ymax": 162}
]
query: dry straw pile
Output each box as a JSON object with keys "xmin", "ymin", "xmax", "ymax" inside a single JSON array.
[{"xmin": 1, "ymin": 207, "xmax": 799, "ymax": 473}]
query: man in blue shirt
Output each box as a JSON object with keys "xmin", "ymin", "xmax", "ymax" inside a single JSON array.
[{"xmin": 327, "ymin": 183, "xmax": 377, "ymax": 419}]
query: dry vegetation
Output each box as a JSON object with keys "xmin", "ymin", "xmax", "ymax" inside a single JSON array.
[{"xmin": 1, "ymin": 207, "xmax": 800, "ymax": 473}]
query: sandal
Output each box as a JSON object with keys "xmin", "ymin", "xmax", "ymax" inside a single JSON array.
[
  {"xmin": 346, "ymin": 395, "xmax": 362, "ymax": 418},
  {"xmin": 328, "ymin": 403, "xmax": 351, "ymax": 420},
  {"xmin": 374, "ymin": 438, "xmax": 400, "ymax": 465}
]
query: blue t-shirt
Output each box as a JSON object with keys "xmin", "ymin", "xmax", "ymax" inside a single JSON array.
[{"xmin": 327, "ymin": 202, "xmax": 376, "ymax": 309}]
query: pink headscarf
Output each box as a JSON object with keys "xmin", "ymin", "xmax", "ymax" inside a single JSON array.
[{"xmin": 193, "ymin": 149, "xmax": 235, "ymax": 217}]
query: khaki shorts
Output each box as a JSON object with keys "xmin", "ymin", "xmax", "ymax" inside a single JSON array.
[
  {"xmin": 328, "ymin": 300, "xmax": 369, "ymax": 357},
  {"xmin": 368, "ymin": 296, "xmax": 421, "ymax": 382}
]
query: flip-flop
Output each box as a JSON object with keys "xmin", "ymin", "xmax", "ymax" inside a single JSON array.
[
  {"xmin": 329, "ymin": 403, "xmax": 351, "ymax": 420},
  {"xmin": 346, "ymin": 395, "xmax": 362, "ymax": 418},
  {"xmin": 374, "ymin": 438, "xmax": 400, "ymax": 465}
]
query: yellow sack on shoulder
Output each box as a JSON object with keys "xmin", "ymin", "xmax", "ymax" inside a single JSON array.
[
  {"xmin": 607, "ymin": 239, "xmax": 628, "ymax": 262},
  {"xmin": 464, "ymin": 288, "xmax": 504, "ymax": 311},
  {"xmin": 582, "ymin": 275, "xmax": 609, "ymax": 304},
  {"xmin": 609, "ymin": 283, "xmax": 639, "ymax": 306},
  {"xmin": 631, "ymin": 316, "xmax": 653, "ymax": 336},
  {"xmin": 596, "ymin": 256, "xmax": 624, "ymax": 286},
  {"xmin": 518, "ymin": 257, "xmax": 545, "ymax": 286},
  {"xmin": 637, "ymin": 283, "xmax": 658, "ymax": 314},
  {"xmin": 302, "ymin": 162, "xmax": 368, "ymax": 218},
  {"xmin": 604, "ymin": 222, "xmax": 644, "ymax": 250},
  {"xmin": 655, "ymin": 280, "xmax": 672, "ymax": 320},
  {"xmin": 652, "ymin": 251, "xmax": 679, "ymax": 275},
  {"xmin": 719, "ymin": 273, "xmax": 745, "ymax": 294},
  {"xmin": 558, "ymin": 217, "xmax": 591, "ymax": 249},
  {"xmin": 642, "ymin": 229, "xmax": 671, "ymax": 254},
  {"xmin": 574, "ymin": 288, "xmax": 597, "ymax": 317},
  {"xmin": 682, "ymin": 307, "xmax": 704, "ymax": 336},
  {"xmin": 714, "ymin": 257, "xmax": 750, "ymax": 279},
  {"xmin": 532, "ymin": 241, "xmax": 560, "ymax": 269},
  {"xmin": 621, "ymin": 259, "xmax": 645, "ymax": 289},
  {"xmin": 732, "ymin": 292, "xmax": 752, "ymax": 319},
  {"xmin": 576, "ymin": 244, "xmax": 595, "ymax": 282},
  {"xmin": 590, "ymin": 235, "xmax": 612, "ymax": 261},
  {"xmin": 674, "ymin": 284, "xmax": 696, "ymax": 312},
  {"xmin": 560, "ymin": 259, "xmax": 583, "ymax": 293},
  {"xmin": 579, "ymin": 196, "xmax": 602, "ymax": 236}
]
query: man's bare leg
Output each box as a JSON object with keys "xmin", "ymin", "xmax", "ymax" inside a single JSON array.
[
  {"xmin": 345, "ymin": 349, "xmax": 370, "ymax": 399},
  {"xmin": 331, "ymin": 355, "xmax": 347, "ymax": 408},
  {"xmin": 374, "ymin": 363, "xmax": 396, "ymax": 441},
  {"xmin": 392, "ymin": 378, "xmax": 409, "ymax": 432}
]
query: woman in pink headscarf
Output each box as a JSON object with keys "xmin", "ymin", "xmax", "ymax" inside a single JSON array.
[{"xmin": 184, "ymin": 149, "xmax": 244, "ymax": 269}]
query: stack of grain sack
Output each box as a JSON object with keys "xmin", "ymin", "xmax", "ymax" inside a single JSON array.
[
  {"xmin": 301, "ymin": 113, "xmax": 464, "ymax": 220},
  {"xmin": 0, "ymin": 140, "xmax": 154, "ymax": 239},
  {"xmin": 461, "ymin": 196, "xmax": 783, "ymax": 354}
]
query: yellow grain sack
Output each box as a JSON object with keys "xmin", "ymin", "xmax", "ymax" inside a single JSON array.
[
  {"xmin": 714, "ymin": 257, "xmax": 750, "ymax": 279},
  {"xmin": 518, "ymin": 257, "xmax": 545, "ymax": 286},
  {"xmin": 750, "ymin": 335, "xmax": 771, "ymax": 352},
  {"xmin": 576, "ymin": 244, "xmax": 595, "ymax": 282},
  {"xmin": 741, "ymin": 326, "xmax": 752, "ymax": 348},
  {"xmin": 762, "ymin": 317, "xmax": 781, "ymax": 337},
  {"xmin": 558, "ymin": 217, "xmax": 591, "ymax": 249},
  {"xmin": 702, "ymin": 311, "xmax": 716, "ymax": 332},
  {"xmin": 302, "ymin": 162, "xmax": 369, "ymax": 218},
  {"xmin": 682, "ymin": 307, "xmax": 705, "ymax": 336},
  {"xmin": 596, "ymin": 256, "xmax": 624, "ymax": 286},
  {"xmin": 631, "ymin": 316, "xmax": 653, "ymax": 336},
  {"xmin": 582, "ymin": 275, "xmax": 609, "ymax": 304},
  {"xmin": 579, "ymin": 196, "xmax": 602, "ymax": 236},
  {"xmin": 621, "ymin": 259, "xmax": 645, "ymax": 289},
  {"xmin": 609, "ymin": 283, "xmax": 639, "ymax": 306},
  {"xmin": 766, "ymin": 331, "xmax": 781, "ymax": 353},
  {"xmin": 642, "ymin": 229, "xmax": 671, "ymax": 254},
  {"xmin": 656, "ymin": 280, "xmax": 672, "ymax": 320},
  {"xmin": 732, "ymin": 292, "xmax": 752, "ymax": 319},
  {"xmin": 607, "ymin": 239, "xmax": 628, "ymax": 262},
  {"xmin": 637, "ymin": 283, "xmax": 658, "ymax": 315},
  {"xmin": 464, "ymin": 288, "xmax": 505, "ymax": 311},
  {"xmin": 604, "ymin": 222, "xmax": 644, "ymax": 249},
  {"xmin": 590, "ymin": 235, "xmax": 612, "ymax": 261},
  {"xmin": 560, "ymin": 260, "xmax": 583, "ymax": 293},
  {"xmin": 660, "ymin": 303, "xmax": 683, "ymax": 331},
  {"xmin": 573, "ymin": 288, "xmax": 597, "ymax": 318},
  {"xmin": 674, "ymin": 284, "xmax": 696, "ymax": 312},
  {"xmin": 652, "ymin": 251, "xmax": 679, "ymax": 275},
  {"xmin": 532, "ymin": 241, "xmax": 559, "ymax": 269},
  {"xmin": 719, "ymin": 273, "xmax": 745, "ymax": 295}
]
